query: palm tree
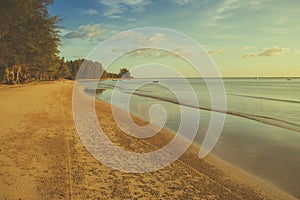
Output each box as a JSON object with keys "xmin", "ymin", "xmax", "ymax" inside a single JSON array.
[
  {"xmin": 4, "ymin": 67, "xmax": 10, "ymax": 84},
  {"xmin": 13, "ymin": 65, "xmax": 22, "ymax": 84}
]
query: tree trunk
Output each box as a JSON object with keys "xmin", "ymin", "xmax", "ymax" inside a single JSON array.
[
  {"xmin": 4, "ymin": 67, "xmax": 10, "ymax": 84},
  {"xmin": 12, "ymin": 65, "xmax": 22, "ymax": 84}
]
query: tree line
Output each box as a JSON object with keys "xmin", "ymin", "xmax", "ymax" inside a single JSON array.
[
  {"xmin": 64, "ymin": 59, "xmax": 131, "ymax": 80},
  {"xmin": 0, "ymin": 0, "xmax": 130, "ymax": 84}
]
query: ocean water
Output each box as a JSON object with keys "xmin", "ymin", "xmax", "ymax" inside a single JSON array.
[{"xmin": 83, "ymin": 78, "xmax": 300, "ymax": 198}]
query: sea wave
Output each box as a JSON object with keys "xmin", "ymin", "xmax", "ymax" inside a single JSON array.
[
  {"xmin": 91, "ymin": 81, "xmax": 300, "ymax": 133},
  {"xmin": 231, "ymin": 94, "xmax": 300, "ymax": 104},
  {"xmin": 124, "ymin": 90, "xmax": 300, "ymax": 133}
]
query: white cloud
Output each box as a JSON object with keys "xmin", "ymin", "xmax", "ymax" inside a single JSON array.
[
  {"xmin": 111, "ymin": 47, "xmax": 121, "ymax": 52},
  {"xmin": 213, "ymin": 1, "xmax": 266, "ymax": 22},
  {"xmin": 247, "ymin": 1, "xmax": 267, "ymax": 10},
  {"xmin": 82, "ymin": 9, "xmax": 99, "ymax": 15},
  {"xmin": 134, "ymin": 33, "xmax": 165, "ymax": 45},
  {"xmin": 258, "ymin": 47, "xmax": 290, "ymax": 56},
  {"xmin": 148, "ymin": 33, "xmax": 165, "ymax": 43},
  {"xmin": 239, "ymin": 47, "xmax": 290, "ymax": 59},
  {"xmin": 239, "ymin": 54, "xmax": 256, "ymax": 59},
  {"xmin": 127, "ymin": 49, "xmax": 162, "ymax": 58},
  {"xmin": 108, "ymin": 30, "xmax": 141, "ymax": 42},
  {"xmin": 214, "ymin": 0, "xmax": 241, "ymax": 21},
  {"xmin": 208, "ymin": 48, "xmax": 225, "ymax": 55},
  {"xmin": 127, "ymin": 47, "xmax": 199, "ymax": 58},
  {"xmin": 64, "ymin": 24, "xmax": 106, "ymax": 40},
  {"xmin": 98, "ymin": 0, "xmax": 151, "ymax": 18},
  {"xmin": 233, "ymin": 46, "xmax": 254, "ymax": 51},
  {"xmin": 170, "ymin": 0, "xmax": 196, "ymax": 5},
  {"xmin": 173, "ymin": 48, "xmax": 191, "ymax": 57}
]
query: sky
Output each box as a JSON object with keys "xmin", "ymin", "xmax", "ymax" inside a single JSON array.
[{"xmin": 48, "ymin": 0, "xmax": 300, "ymax": 77}]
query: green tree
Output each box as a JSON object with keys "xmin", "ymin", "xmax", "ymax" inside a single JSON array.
[
  {"xmin": 119, "ymin": 68, "xmax": 131, "ymax": 78},
  {"xmin": 0, "ymin": 0, "xmax": 61, "ymax": 83},
  {"xmin": 56, "ymin": 58, "xmax": 70, "ymax": 79}
]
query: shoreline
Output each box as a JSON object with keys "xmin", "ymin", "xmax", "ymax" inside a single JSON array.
[
  {"xmin": 0, "ymin": 80, "xmax": 295, "ymax": 199},
  {"xmin": 92, "ymin": 80, "xmax": 300, "ymax": 133},
  {"xmin": 80, "ymin": 82, "xmax": 294, "ymax": 199}
]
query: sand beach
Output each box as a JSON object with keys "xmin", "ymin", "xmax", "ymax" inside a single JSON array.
[{"xmin": 0, "ymin": 81, "xmax": 294, "ymax": 199}]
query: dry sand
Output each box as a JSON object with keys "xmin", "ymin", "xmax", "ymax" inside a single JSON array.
[{"xmin": 0, "ymin": 81, "xmax": 295, "ymax": 199}]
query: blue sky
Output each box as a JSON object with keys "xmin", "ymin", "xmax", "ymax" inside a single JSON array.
[{"xmin": 49, "ymin": 0, "xmax": 300, "ymax": 77}]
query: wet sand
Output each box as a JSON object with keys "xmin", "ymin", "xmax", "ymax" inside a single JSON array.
[{"xmin": 0, "ymin": 81, "xmax": 294, "ymax": 199}]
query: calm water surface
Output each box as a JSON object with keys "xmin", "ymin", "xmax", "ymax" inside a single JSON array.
[{"xmin": 83, "ymin": 78, "xmax": 300, "ymax": 198}]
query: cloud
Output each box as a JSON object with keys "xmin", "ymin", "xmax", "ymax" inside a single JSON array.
[
  {"xmin": 170, "ymin": 0, "xmax": 196, "ymax": 5},
  {"xmin": 208, "ymin": 48, "xmax": 225, "ymax": 55},
  {"xmin": 148, "ymin": 33, "xmax": 165, "ymax": 43},
  {"xmin": 126, "ymin": 47, "xmax": 199, "ymax": 58},
  {"xmin": 127, "ymin": 49, "xmax": 167, "ymax": 58},
  {"xmin": 257, "ymin": 47, "xmax": 289, "ymax": 56},
  {"xmin": 127, "ymin": 48, "xmax": 189, "ymax": 58},
  {"xmin": 64, "ymin": 24, "xmax": 106, "ymax": 40},
  {"xmin": 111, "ymin": 47, "xmax": 121, "ymax": 52},
  {"xmin": 233, "ymin": 46, "xmax": 254, "ymax": 51},
  {"xmin": 98, "ymin": 0, "xmax": 151, "ymax": 18},
  {"xmin": 134, "ymin": 33, "xmax": 165, "ymax": 45},
  {"xmin": 247, "ymin": 1, "xmax": 267, "ymax": 10},
  {"xmin": 239, "ymin": 54, "xmax": 257, "ymax": 59},
  {"xmin": 82, "ymin": 9, "xmax": 99, "ymax": 15},
  {"xmin": 213, "ymin": 1, "xmax": 266, "ymax": 22},
  {"xmin": 239, "ymin": 47, "xmax": 290, "ymax": 58},
  {"xmin": 173, "ymin": 48, "xmax": 191, "ymax": 57},
  {"xmin": 214, "ymin": 0, "xmax": 241, "ymax": 21},
  {"xmin": 108, "ymin": 30, "xmax": 141, "ymax": 42}
]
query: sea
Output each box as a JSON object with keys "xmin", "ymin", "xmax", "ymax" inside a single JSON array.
[{"xmin": 82, "ymin": 77, "xmax": 300, "ymax": 198}]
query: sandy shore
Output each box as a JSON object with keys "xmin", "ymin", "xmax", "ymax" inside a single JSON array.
[{"xmin": 0, "ymin": 81, "xmax": 294, "ymax": 199}]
